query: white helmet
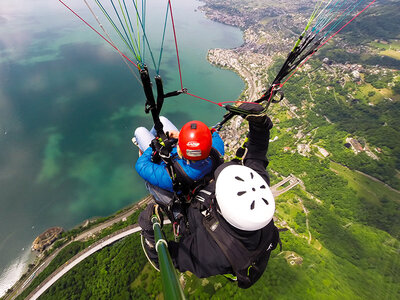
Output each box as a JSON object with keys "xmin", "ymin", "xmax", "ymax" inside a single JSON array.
[{"xmin": 215, "ymin": 165, "xmax": 275, "ymax": 231}]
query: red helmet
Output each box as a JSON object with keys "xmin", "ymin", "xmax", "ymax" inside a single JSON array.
[{"xmin": 178, "ymin": 120, "xmax": 212, "ymax": 160}]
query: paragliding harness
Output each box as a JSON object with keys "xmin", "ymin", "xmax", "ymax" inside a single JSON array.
[
  {"xmin": 193, "ymin": 183, "xmax": 281, "ymax": 289},
  {"xmin": 140, "ymin": 65, "xmax": 223, "ymax": 226}
]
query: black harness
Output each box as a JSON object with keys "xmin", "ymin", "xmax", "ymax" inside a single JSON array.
[{"xmin": 152, "ymin": 138, "xmax": 223, "ymax": 225}]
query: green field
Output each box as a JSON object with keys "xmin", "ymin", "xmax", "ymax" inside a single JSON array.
[
  {"xmin": 354, "ymin": 83, "xmax": 385, "ymax": 104},
  {"xmin": 330, "ymin": 161, "xmax": 400, "ymax": 205},
  {"xmin": 370, "ymin": 40, "xmax": 400, "ymax": 60},
  {"xmin": 381, "ymin": 49, "xmax": 400, "ymax": 60},
  {"xmin": 370, "ymin": 40, "xmax": 400, "ymax": 50}
]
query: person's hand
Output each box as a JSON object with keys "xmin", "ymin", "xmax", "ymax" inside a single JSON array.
[
  {"xmin": 238, "ymin": 103, "xmax": 272, "ymax": 127},
  {"xmin": 168, "ymin": 130, "xmax": 180, "ymax": 139}
]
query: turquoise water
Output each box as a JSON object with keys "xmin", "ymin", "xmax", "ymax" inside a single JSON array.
[{"xmin": 0, "ymin": 0, "xmax": 243, "ymax": 293}]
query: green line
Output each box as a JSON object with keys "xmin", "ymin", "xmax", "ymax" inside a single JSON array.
[
  {"xmin": 122, "ymin": 0, "xmax": 144, "ymax": 61},
  {"xmin": 291, "ymin": 0, "xmax": 324, "ymax": 52},
  {"xmin": 136, "ymin": 0, "xmax": 141, "ymax": 58},
  {"xmin": 95, "ymin": 0, "xmax": 140, "ymax": 61},
  {"xmin": 131, "ymin": 0, "xmax": 158, "ymax": 71},
  {"xmin": 142, "ymin": 0, "xmax": 146, "ymax": 60},
  {"xmin": 118, "ymin": 0, "xmax": 141, "ymax": 61}
]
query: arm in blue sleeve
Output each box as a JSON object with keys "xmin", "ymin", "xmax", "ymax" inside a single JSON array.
[
  {"xmin": 211, "ymin": 132, "xmax": 224, "ymax": 155},
  {"xmin": 135, "ymin": 147, "xmax": 174, "ymax": 192}
]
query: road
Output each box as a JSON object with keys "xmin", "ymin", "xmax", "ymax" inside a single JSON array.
[
  {"xmin": 27, "ymin": 225, "xmax": 141, "ymax": 300},
  {"xmin": 270, "ymin": 174, "xmax": 301, "ymax": 197}
]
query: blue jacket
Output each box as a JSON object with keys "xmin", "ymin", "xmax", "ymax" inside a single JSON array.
[{"xmin": 135, "ymin": 132, "xmax": 224, "ymax": 192}]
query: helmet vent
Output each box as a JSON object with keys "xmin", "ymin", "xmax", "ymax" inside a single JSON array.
[
  {"xmin": 262, "ymin": 198, "xmax": 269, "ymax": 205},
  {"xmin": 235, "ymin": 176, "xmax": 244, "ymax": 182},
  {"xmin": 237, "ymin": 191, "xmax": 247, "ymax": 196},
  {"xmin": 190, "ymin": 123, "xmax": 197, "ymax": 129},
  {"xmin": 260, "ymin": 185, "xmax": 266, "ymax": 189},
  {"xmin": 250, "ymin": 200, "xmax": 255, "ymax": 210}
]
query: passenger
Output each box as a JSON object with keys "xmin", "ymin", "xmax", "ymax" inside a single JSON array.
[
  {"xmin": 134, "ymin": 116, "xmax": 224, "ymax": 207},
  {"xmin": 138, "ymin": 103, "xmax": 280, "ymax": 289}
]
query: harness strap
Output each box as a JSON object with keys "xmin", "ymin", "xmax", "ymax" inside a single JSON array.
[
  {"xmin": 202, "ymin": 209, "xmax": 267, "ymax": 274},
  {"xmin": 168, "ymin": 146, "xmax": 223, "ymax": 196}
]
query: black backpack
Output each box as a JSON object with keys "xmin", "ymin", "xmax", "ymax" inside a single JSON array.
[{"xmin": 199, "ymin": 191, "xmax": 280, "ymax": 289}]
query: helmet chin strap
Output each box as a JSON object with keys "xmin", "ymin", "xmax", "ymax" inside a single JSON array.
[{"xmin": 177, "ymin": 146, "xmax": 193, "ymax": 164}]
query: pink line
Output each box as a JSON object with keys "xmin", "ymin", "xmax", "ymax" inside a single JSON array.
[{"xmin": 168, "ymin": 0, "xmax": 184, "ymax": 90}]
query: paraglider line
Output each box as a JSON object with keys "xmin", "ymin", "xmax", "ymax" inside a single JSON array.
[
  {"xmin": 59, "ymin": 0, "xmax": 139, "ymax": 69},
  {"xmin": 205, "ymin": 0, "xmax": 376, "ymax": 109},
  {"xmin": 186, "ymin": 92, "xmax": 223, "ymax": 106},
  {"xmin": 168, "ymin": 0, "xmax": 184, "ymax": 90},
  {"xmin": 84, "ymin": 0, "xmax": 141, "ymax": 83},
  {"xmin": 94, "ymin": 0, "xmax": 140, "ymax": 61},
  {"xmin": 320, "ymin": 0, "xmax": 376, "ymax": 47},
  {"xmin": 156, "ymin": 2, "xmax": 170, "ymax": 74},
  {"xmin": 320, "ymin": 1, "xmax": 350, "ymax": 32},
  {"xmin": 282, "ymin": 0, "xmax": 376, "ymax": 86},
  {"xmin": 109, "ymin": 0, "xmax": 134, "ymax": 55}
]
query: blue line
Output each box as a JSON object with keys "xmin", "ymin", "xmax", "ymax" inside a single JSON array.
[
  {"xmin": 324, "ymin": 0, "xmax": 366, "ymax": 37},
  {"xmin": 96, "ymin": 0, "xmax": 140, "ymax": 61},
  {"xmin": 131, "ymin": 0, "xmax": 158, "ymax": 71},
  {"xmin": 313, "ymin": 0, "xmax": 342, "ymax": 32},
  {"xmin": 317, "ymin": 0, "xmax": 348, "ymax": 33},
  {"xmin": 109, "ymin": 0, "xmax": 137, "ymax": 57},
  {"xmin": 142, "ymin": 0, "xmax": 146, "ymax": 61},
  {"xmin": 122, "ymin": 0, "xmax": 142, "ymax": 60}
]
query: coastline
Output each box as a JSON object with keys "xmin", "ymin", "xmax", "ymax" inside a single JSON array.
[
  {"xmin": 0, "ymin": 249, "xmax": 36, "ymax": 298},
  {"xmin": 3, "ymin": 196, "xmax": 152, "ymax": 300}
]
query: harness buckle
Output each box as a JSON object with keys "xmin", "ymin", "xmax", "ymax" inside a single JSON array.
[{"xmin": 159, "ymin": 147, "xmax": 171, "ymax": 159}]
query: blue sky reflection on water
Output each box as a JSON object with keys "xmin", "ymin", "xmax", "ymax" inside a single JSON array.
[{"xmin": 0, "ymin": 0, "xmax": 244, "ymax": 293}]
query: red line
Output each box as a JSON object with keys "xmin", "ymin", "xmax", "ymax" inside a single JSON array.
[
  {"xmin": 168, "ymin": 0, "xmax": 184, "ymax": 90},
  {"xmin": 186, "ymin": 93, "xmax": 223, "ymax": 106},
  {"xmin": 59, "ymin": 0, "xmax": 139, "ymax": 70}
]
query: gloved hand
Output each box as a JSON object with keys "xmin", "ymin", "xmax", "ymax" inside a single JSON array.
[{"xmin": 238, "ymin": 103, "xmax": 272, "ymax": 129}]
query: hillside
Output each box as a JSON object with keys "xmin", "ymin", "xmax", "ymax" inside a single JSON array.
[{"xmin": 5, "ymin": 0, "xmax": 400, "ymax": 299}]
